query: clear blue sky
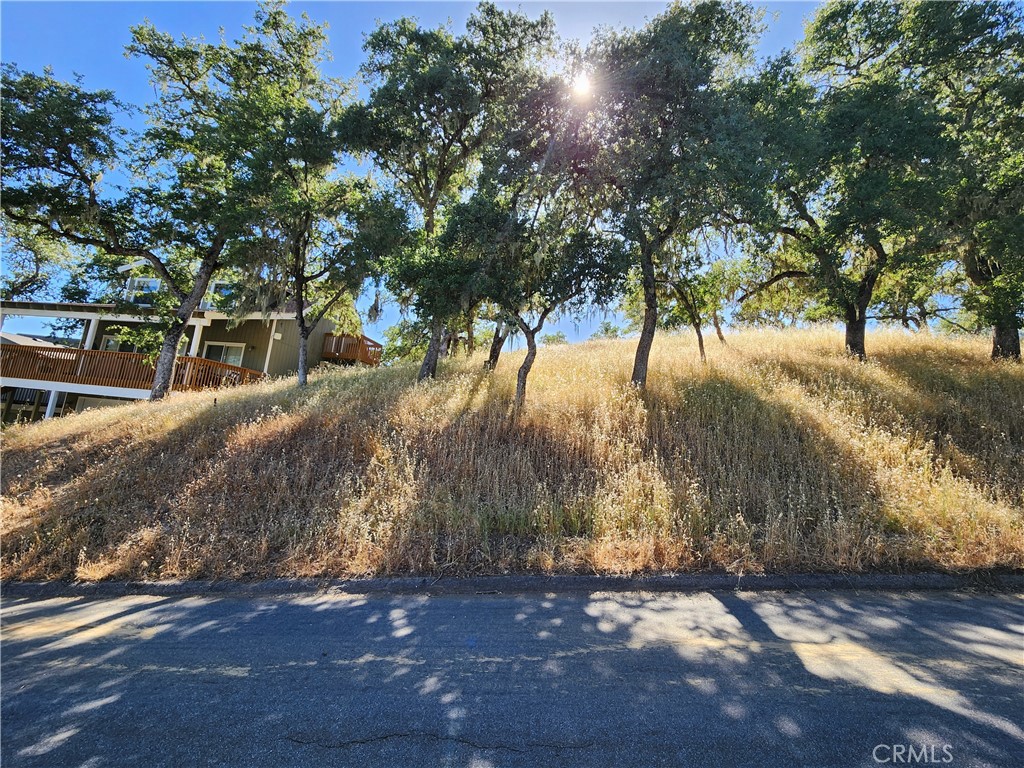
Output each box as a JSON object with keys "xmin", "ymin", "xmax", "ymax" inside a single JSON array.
[{"xmin": 1, "ymin": 1, "xmax": 819, "ymax": 344}]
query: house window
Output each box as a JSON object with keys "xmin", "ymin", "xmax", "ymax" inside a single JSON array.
[
  {"xmin": 99, "ymin": 335, "xmax": 135, "ymax": 353},
  {"xmin": 125, "ymin": 277, "xmax": 162, "ymax": 305},
  {"xmin": 202, "ymin": 342, "xmax": 245, "ymax": 367},
  {"xmin": 200, "ymin": 281, "xmax": 234, "ymax": 310}
]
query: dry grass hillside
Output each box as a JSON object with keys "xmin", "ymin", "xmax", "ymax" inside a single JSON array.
[{"xmin": 2, "ymin": 328, "xmax": 1022, "ymax": 581}]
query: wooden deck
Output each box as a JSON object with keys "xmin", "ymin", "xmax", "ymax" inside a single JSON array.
[
  {"xmin": 0, "ymin": 345, "xmax": 264, "ymax": 393},
  {"xmin": 322, "ymin": 334, "xmax": 383, "ymax": 367}
]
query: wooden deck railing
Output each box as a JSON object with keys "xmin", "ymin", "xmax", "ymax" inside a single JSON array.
[
  {"xmin": 1, "ymin": 346, "xmax": 264, "ymax": 393},
  {"xmin": 322, "ymin": 334, "xmax": 383, "ymax": 367},
  {"xmin": 171, "ymin": 356, "xmax": 265, "ymax": 390}
]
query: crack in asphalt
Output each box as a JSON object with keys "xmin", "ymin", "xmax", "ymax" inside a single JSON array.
[{"xmin": 284, "ymin": 731, "xmax": 595, "ymax": 753}]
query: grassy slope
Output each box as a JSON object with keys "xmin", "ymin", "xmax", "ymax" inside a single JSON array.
[{"xmin": 2, "ymin": 328, "xmax": 1022, "ymax": 581}]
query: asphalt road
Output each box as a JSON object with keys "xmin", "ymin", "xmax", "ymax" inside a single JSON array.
[{"xmin": 2, "ymin": 589, "xmax": 1022, "ymax": 767}]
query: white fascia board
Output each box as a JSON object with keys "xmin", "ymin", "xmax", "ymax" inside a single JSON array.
[
  {"xmin": 203, "ymin": 311, "xmax": 294, "ymax": 322},
  {"xmin": 0, "ymin": 307, "xmax": 142, "ymax": 322},
  {"xmin": 0, "ymin": 306, "xmax": 214, "ymax": 326},
  {"xmin": 0, "ymin": 377, "xmax": 152, "ymax": 400},
  {"xmin": 0, "ymin": 306, "xmax": 290, "ymax": 323},
  {"xmin": 116, "ymin": 259, "xmax": 150, "ymax": 274}
]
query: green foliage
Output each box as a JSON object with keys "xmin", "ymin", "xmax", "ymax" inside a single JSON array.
[
  {"xmin": 588, "ymin": 1, "xmax": 763, "ymax": 241},
  {"xmin": 435, "ymin": 59, "xmax": 629, "ymax": 402},
  {"xmin": 586, "ymin": 1, "xmax": 763, "ymax": 382},
  {"xmin": 345, "ymin": 2, "xmax": 556, "ymax": 363},
  {"xmin": 1, "ymin": 3, "xmax": 317, "ymax": 395},
  {"xmin": 3, "ymin": 0, "xmax": 1021, "ymax": 388},
  {"xmin": 381, "ymin": 318, "xmax": 430, "ymax": 365},
  {"xmin": 322, "ymin": 292, "xmax": 363, "ymax": 338},
  {"xmin": 156, "ymin": 3, "xmax": 412, "ymax": 384},
  {"xmin": 871, "ymin": 260, "xmax": 967, "ymax": 331},
  {"xmin": 590, "ymin": 321, "xmax": 622, "ymax": 340},
  {"xmin": 540, "ymin": 331, "xmax": 568, "ymax": 346},
  {"xmin": 440, "ymin": 136, "xmax": 626, "ymax": 343},
  {"xmin": 729, "ymin": 250, "xmax": 822, "ymax": 327},
  {"xmin": 732, "ymin": 2, "xmax": 962, "ymax": 356},
  {"xmin": 900, "ymin": 0, "xmax": 1024, "ymax": 339},
  {"xmin": 0, "ymin": 65, "xmax": 141, "ymax": 260},
  {"xmin": 106, "ymin": 325, "xmax": 167, "ymax": 361},
  {"xmin": 207, "ymin": 4, "xmax": 364, "ymax": 338},
  {"xmin": 345, "ymin": 3, "xmax": 554, "ymax": 231},
  {"xmin": 0, "ymin": 217, "xmax": 80, "ymax": 301}
]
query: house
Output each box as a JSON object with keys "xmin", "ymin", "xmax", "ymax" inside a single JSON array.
[{"xmin": 0, "ymin": 276, "xmax": 382, "ymax": 421}]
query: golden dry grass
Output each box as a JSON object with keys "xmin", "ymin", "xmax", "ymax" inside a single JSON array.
[{"xmin": 2, "ymin": 327, "xmax": 1022, "ymax": 581}]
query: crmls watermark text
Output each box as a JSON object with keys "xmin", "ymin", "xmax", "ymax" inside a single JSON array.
[{"xmin": 873, "ymin": 744, "xmax": 954, "ymax": 764}]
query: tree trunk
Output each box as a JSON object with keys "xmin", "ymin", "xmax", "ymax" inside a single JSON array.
[
  {"xmin": 712, "ymin": 312, "xmax": 726, "ymax": 345},
  {"xmin": 992, "ymin": 314, "xmax": 1021, "ymax": 361},
  {"xmin": 150, "ymin": 320, "xmax": 191, "ymax": 400},
  {"xmin": 440, "ymin": 326, "xmax": 454, "ymax": 358},
  {"xmin": 844, "ymin": 306, "xmax": 867, "ymax": 360},
  {"xmin": 293, "ymin": 265, "xmax": 317, "ymax": 387},
  {"xmin": 962, "ymin": 244, "xmax": 1020, "ymax": 360},
  {"xmin": 818, "ymin": 240, "xmax": 884, "ymax": 364},
  {"xmin": 693, "ymin": 322, "xmax": 706, "ymax": 363},
  {"xmin": 465, "ymin": 317, "xmax": 475, "ymax": 356},
  {"xmin": 149, "ymin": 249, "xmax": 221, "ymax": 400},
  {"xmin": 297, "ymin": 327, "xmax": 311, "ymax": 387},
  {"xmin": 914, "ymin": 304, "xmax": 930, "ymax": 333},
  {"xmin": 515, "ymin": 328, "xmax": 538, "ymax": 409},
  {"xmin": 418, "ymin": 319, "xmax": 443, "ymax": 381},
  {"xmin": 485, "ymin": 320, "xmax": 507, "ymax": 371},
  {"xmin": 630, "ymin": 249, "xmax": 658, "ymax": 389}
]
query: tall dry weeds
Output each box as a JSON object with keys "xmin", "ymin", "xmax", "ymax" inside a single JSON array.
[{"xmin": 2, "ymin": 328, "xmax": 1021, "ymax": 580}]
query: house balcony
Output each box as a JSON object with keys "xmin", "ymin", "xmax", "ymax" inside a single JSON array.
[
  {"xmin": 322, "ymin": 334, "xmax": 383, "ymax": 367},
  {"xmin": 1, "ymin": 345, "xmax": 265, "ymax": 402}
]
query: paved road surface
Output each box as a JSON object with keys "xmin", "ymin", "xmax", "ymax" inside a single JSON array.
[{"xmin": 2, "ymin": 589, "xmax": 1022, "ymax": 767}]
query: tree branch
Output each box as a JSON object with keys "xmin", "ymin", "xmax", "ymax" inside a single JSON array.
[
  {"xmin": 784, "ymin": 188, "xmax": 821, "ymax": 235},
  {"xmin": 737, "ymin": 270, "xmax": 811, "ymax": 303},
  {"xmin": 2, "ymin": 202, "xmax": 194, "ymax": 302},
  {"xmin": 307, "ymin": 286, "xmax": 352, "ymax": 330}
]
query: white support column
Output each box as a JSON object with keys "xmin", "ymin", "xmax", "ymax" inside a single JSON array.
[
  {"xmin": 188, "ymin": 323, "xmax": 205, "ymax": 357},
  {"xmin": 262, "ymin": 319, "xmax": 278, "ymax": 374},
  {"xmin": 83, "ymin": 317, "xmax": 100, "ymax": 350},
  {"xmin": 44, "ymin": 390, "xmax": 59, "ymax": 419}
]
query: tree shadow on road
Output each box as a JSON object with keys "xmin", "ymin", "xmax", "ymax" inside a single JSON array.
[{"xmin": 3, "ymin": 589, "xmax": 1021, "ymax": 767}]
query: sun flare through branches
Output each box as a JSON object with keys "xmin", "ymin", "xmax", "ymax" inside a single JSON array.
[{"xmin": 571, "ymin": 72, "xmax": 591, "ymax": 99}]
